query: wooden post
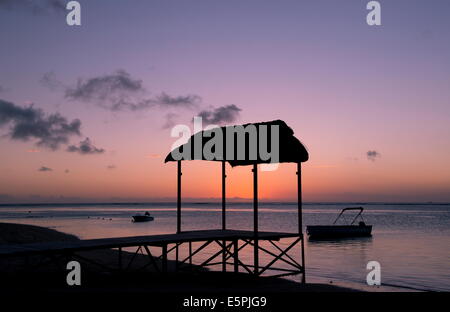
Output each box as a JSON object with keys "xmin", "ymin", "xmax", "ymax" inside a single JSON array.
[
  {"xmin": 297, "ymin": 162, "xmax": 302, "ymax": 234},
  {"xmin": 176, "ymin": 161, "xmax": 182, "ymax": 270},
  {"xmin": 175, "ymin": 243, "xmax": 179, "ymax": 272},
  {"xmin": 118, "ymin": 247, "xmax": 122, "ymax": 271},
  {"xmin": 162, "ymin": 244, "xmax": 168, "ymax": 273},
  {"xmin": 253, "ymin": 164, "xmax": 259, "ymax": 275},
  {"xmin": 177, "ymin": 161, "xmax": 182, "ymax": 234},
  {"xmin": 297, "ymin": 162, "xmax": 306, "ymax": 283},
  {"xmin": 222, "ymin": 161, "xmax": 226, "ymax": 272},
  {"xmin": 301, "ymin": 236, "xmax": 306, "ymax": 283},
  {"xmin": 234, "ymin": 240, "xmax": 239, "ymax": 273},
  {"xmin": 189, "ymin": 241, "xmax": 193, "ymax": 270},
  {"xmin": 222, "ymin": 161, "xmax": 226, "ymax": 230}
]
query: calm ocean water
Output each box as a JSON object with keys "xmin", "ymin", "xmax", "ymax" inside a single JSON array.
[{"xmin": 0, "ymin": 203, "xmax": 449, "ymax": 291}]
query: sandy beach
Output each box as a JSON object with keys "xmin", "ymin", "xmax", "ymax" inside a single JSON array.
[{"xmin": 0, "ymin": 222, "xmax": 358, "ymax": 293}]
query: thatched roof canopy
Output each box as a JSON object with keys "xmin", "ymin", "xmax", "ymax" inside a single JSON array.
[{"xmin": 165, "ymin": 120, "xmax": 308, "ymax": 167}]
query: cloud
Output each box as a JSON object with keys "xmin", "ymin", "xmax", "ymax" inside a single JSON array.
[
  {"xmin": 155, "ymin": 93, "xmax": 201, "ymax": 108},
  {"xmin": 67, "ymin": 138, "xmax": 105, "ymax": 155},
  {"xmin": 38, "ymin": 166, "xmax": 52, "ymax": 172},
  {"xmin": 47, "ymin": 70, "xmax": 200, "ymax": 111},
  {"xmin": 64, "ymin": 169, "xmax": 70, "ymax": 173},
  {"xmin": 367, "ymin": 150, "xmax": 381, "ymax": 161},
  {"xmin": 40, "ymin": 71, "xmax": 64, "ymax": 91},
  {"xmin": 0, "ymin": 0, "xmax": 66, "ymax": 14},
  {"xmin": 0, "ymin": 99, "xmax": 81, "ymax": 150},
  {"xmin": 106, "ymin": 165, "xmax": 116, "ymax": 170},
  {"xmin": 96, "ymin": 92, "xmax": 200, "ymax": 111},
  {"xmin": 0, "ymin": 85, "xmax": 5, "ymax": 93},
  {"xmin": 197, "ymin": 104, "xmax": 241, "ymax": 124},
  {"xmin": 65, "ymin": 70, "xmax": 144, "ymax": 108}
]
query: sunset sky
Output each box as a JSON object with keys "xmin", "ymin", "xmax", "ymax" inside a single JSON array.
[{"xmin": 1, "ymin": 0, "xmax": 450, "ymax": 203}]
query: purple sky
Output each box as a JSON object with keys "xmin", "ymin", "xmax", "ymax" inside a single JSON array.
[{"xmin": 1, "ymin": 0, "xmax": 449, "ymax": 203}]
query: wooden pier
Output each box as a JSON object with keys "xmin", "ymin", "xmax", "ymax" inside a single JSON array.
[{"xmin": 0, "ymin": 229, "xmax": 303, "ymax": 278}]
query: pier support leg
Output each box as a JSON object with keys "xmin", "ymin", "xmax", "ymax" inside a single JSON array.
[
  {"xmin": 233, "ymin": 240, "xmax": 239, "ymax": 273},
  {"xmin": 162, "ymin": 244, "xmax": 168, "ymax": 273},
  {"xmin": 301, "ymin": 237, "xmax": 306, "ymax": 284},
  {"xmin": 118, "ymin": 247, "xmax": 122, "ymax": 271},
  {"xmin": 175, "ymin": 243, "xmax": 179, "ymax": 272},
  {"xmin": 189, "ymin": 241, "xmax": 193, "ymax": 271},
  {"xmin": 222, "ymin": 240, "xmax": 227, "ymax": 272},
  {"xmin": 253, "ymin": 164, "xmax": 259, "ymax": 275}
]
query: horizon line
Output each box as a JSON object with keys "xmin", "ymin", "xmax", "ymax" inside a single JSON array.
[{"xmin": 0, "ymin": 201, "xmax": 449, "ymax": 207}]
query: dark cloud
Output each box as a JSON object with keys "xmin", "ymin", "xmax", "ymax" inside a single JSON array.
[
  {"xmin": 0, "ymin": 99, "xmax": 81, "ymax": 150},
  {"xmin": 67, "ymin": 138, "xmax": 105, "ymax": 155},
  {"xmin": 0, "ymin": 0, "xmax": 65, "ymax": 14},
  {"xmin": 64, "ymin": 169, "xmax": 70, "ymax": 173},
  {"xmin": 107, "ymin": 165, "xmax": 116, "ymax": 170},
  {"xmin": 198, "ymin": 104, "xmax": 241, "ymax": 125},
  {"xmin": 155, "ymin": 93, "xmax": 201, "ymax": 108},
  {"xmin": 367, "ymin": 150, "xmax": 381, "ymax": 161},
  {"xmin": 38, "ymin": 166, "xmax": 52, "ymax": 172},
  {"xmin": 47, "ymin": 70, "xmax": 200, "ymax": 111},
  {"xmin": 93, "ymin": 92, "xmax": 200, "ymax": 111},
  {"xmin": 65, "ymin": 70, "xmax": 144, "ymax": 100},
  {"xmin": 64, "ymin": 70, "xmax": 144, "ymax": 111}
]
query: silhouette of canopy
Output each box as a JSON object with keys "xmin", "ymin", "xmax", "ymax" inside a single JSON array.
[
  {"xmin": 166, "ymin": 120, "xmax": 307, "ymax": 279},
  {"xmin": 165, "ymin": 120, "xmax": 309, "ymax": 166}
]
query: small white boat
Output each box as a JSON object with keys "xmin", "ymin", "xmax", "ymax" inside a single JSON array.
[
  {"xmin": 306, "ymin": 207, "xmax": 372, "ymax": 239},
  {"xmin": 132, "ymin": 212, "xmax": 154, "ymax": 222}
]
